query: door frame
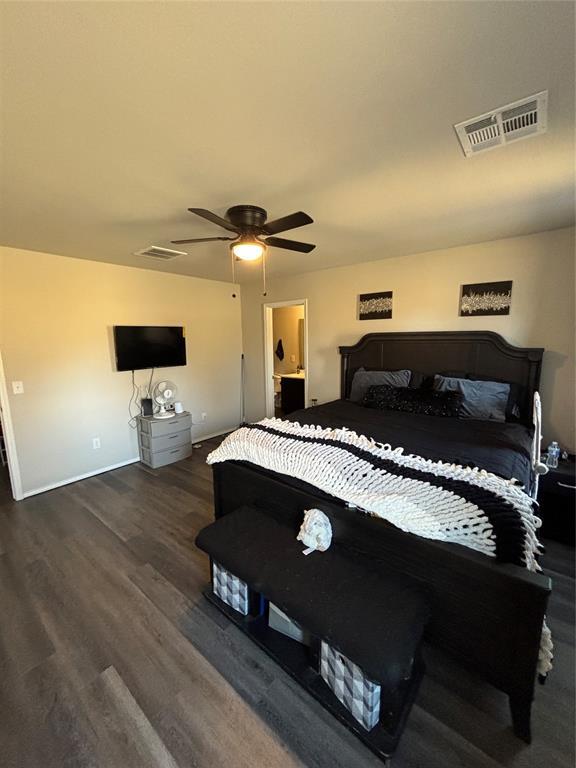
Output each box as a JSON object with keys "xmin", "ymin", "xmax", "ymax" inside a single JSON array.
[
  {"xmin": 263, "ymin": 299, "xmax": 308, "ymax": 418},
  {"xmin": 0, "ymin": 350, "xmax": 23, "ymax": 500}
]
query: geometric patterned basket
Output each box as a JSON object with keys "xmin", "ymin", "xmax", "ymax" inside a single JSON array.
[
  {"xmin": 320, "ymin": 641, "xmax": 381, "ymax": 731},
  {"xmin": 212, "ymin": 561, "xmax": 250, "ymax": 615}
]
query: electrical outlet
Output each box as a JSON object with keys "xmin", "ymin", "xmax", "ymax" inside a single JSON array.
[
  {"xmin": 92, "ymin": 437, "xmax": 101, "ymax": 449},
  {"xmin": 12, "ymin": 381, "xmax": 24, "ymax": 394},
  {"xmin": 290, "ymin": 354, "xmax": 296, "ymax": 363},
  {"xmin": 201, "ymin": 412, "xmax": 207, "ymax": 422}
]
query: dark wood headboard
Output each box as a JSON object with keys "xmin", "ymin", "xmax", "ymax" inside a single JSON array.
[{"xmin": 339, "ymin": 331, "xmax": 543, "ymax": 421}]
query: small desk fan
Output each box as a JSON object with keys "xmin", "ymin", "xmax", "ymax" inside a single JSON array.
[{"xmin": 153, "ymin": 380, "xmax": 177, "ymax": 419}]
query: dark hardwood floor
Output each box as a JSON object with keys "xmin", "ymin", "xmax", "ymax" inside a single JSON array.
[{"xmin": 0, "ymin": 440, "xmax": 574, "ymax": 768}]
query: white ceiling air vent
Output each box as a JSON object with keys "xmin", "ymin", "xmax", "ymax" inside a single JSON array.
[
  {"xmin": 454, "ymin": 91, "xmax": 547, "ymax": 157},
  {"xmin": 134, "ymin": 246, "xmax": 187, "ymax": 260}
]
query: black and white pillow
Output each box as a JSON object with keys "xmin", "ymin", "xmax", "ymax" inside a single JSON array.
[{"xmin": 362, "ymin": 384, "xmax": 463, "ymax": 417}]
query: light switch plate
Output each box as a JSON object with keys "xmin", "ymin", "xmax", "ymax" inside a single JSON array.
[{"xmin": 12, "ymin": 381, "xmax": 24, "ymax": 394}]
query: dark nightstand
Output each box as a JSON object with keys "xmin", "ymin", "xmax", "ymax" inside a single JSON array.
[{"xmin": 538, "ymin": 458, "xmax": 575, "ymax": 546}]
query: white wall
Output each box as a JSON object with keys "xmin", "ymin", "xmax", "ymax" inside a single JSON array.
[
  {"xmin": 241, "ymin": 227, "xmax": 575, "ymax": 451},
  {"xmin": 0, "ymin": 247, "xmax": 242, "ymax": 496}
]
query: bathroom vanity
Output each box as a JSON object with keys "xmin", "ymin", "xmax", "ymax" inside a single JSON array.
[{"xmin": 280, "ymin": 372, "xmax": 305, "ymax": 414}]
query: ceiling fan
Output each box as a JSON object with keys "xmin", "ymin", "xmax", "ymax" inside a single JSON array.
[
  {"xmin": 171, "ymin": 205, "xmax": 315, "ymax": 296},
  {"xmin": 172, "ymin": 205, "xmax": 316, "ymax": 262}
]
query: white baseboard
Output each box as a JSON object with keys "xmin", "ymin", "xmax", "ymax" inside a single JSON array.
[
  {"xmin": 22, "ymin": 457, "xmax": 140, "ymax": 498},
  {"xmin": 192, "ymin": 425, "xmax": 239, "ymax": 442},
  {"xmin": 20, "ymin": 427, "xmax": 237, "ymax": 499}
]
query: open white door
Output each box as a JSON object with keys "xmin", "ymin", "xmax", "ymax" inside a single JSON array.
[
  {"xmin": 0, "ymin": 351, "xmax": 23, "ymax": 500},
  {"xmin": 263, "ymin": 300, "xmax": 308, "ymax": 418}
]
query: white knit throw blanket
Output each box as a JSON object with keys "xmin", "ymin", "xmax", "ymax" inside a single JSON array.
[{"xmin": 207, "ymin": 418, "xmax": 553, "ymax": 675}]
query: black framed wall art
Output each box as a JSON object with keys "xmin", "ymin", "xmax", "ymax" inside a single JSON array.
[
  {"xmin": 459, "ymin": 281, "xmax": 512, "ymax": 317},
  {"xmin": 358, "ymin": 291, "xmax": 393, "ymax": 320}
]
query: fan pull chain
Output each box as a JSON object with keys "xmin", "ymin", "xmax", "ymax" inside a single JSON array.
[
  {"xmin": 262, "ymin": 247, "xmax": 267, "ymax": 296},
  {"xmin": 230, "ymin": 246, "xmax": 237, "ymax": 297}
]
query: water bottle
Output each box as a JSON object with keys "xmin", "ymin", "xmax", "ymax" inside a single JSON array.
[{"xmin": 546, "ymin": 441, "xmax": 560, "ymax": 469}]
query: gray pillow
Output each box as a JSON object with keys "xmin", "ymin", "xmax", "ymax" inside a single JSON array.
[
  {"xmin": 433, "ymin": 375, "xmax": 510, "ymax": 422},
  {"xmin": 350, "ymin": 368, "xmax": 411, "ymax": 403}
]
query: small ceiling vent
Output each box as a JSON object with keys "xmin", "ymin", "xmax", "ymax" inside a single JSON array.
[
  {"xmin": 134, "ymin": 246, "xmax": 187, "ymax": 260},
  {"xmin": 454, "ymin": 91, "xmax": 547, "ymax": 157}
]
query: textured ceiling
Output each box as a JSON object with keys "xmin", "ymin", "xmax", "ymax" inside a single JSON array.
[{"xmin": 0, "ymin": 1, "xmax": 574, "ymax": 283}]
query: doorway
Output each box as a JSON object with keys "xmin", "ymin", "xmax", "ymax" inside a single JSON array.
[
  {"xmin": 0, "ymin": 351, "xmax": 23, "ymax": 500},
  {"xmin": 263, "ymin": 300, "xmax": 308, "ymax": 419}
]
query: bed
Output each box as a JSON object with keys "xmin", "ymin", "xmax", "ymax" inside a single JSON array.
[
  {"xmin": 281, "ymin": 399, "xmax": 534, "ymax": 488},
  {"xmin": 210, "ymin": 330, "xmax": 551, "ymax": 740}
]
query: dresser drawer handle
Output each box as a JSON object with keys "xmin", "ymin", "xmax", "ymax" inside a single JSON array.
[
  {"xmin": 557, "ymin": 482, "xmax": 576, "ymax": 490},
  {"xmin": 170, "ymin": 449, "xmax": 181, "ymax": 454},
  {"xmin": 168, "ymin": 435, "xmax": 179, "ymax": 439}
]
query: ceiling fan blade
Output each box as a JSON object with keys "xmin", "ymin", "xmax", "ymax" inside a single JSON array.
[
  {"xmin": 262, "ymin": 211, "xmax": 313, "ymax": 235},
  {"xmin": 187, "ymin": 208, "xmax": 239, "ymax": 233},
  {"xmin": 265, "ymin": 236, "xmax": 316, "ymax": 253},
  {"xmin": 171, "ymin": 236, "xmax": 236, "ymax": 244}
]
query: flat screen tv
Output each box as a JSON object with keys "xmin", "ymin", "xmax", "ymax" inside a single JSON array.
[{"xmin": 113, "ymin": 326, "xmax": 186, "ymax": 371}]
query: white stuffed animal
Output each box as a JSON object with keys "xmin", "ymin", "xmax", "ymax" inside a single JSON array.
[{"xmin": 297, "ymin": 508, "xmax": 332, "ymax": 555}]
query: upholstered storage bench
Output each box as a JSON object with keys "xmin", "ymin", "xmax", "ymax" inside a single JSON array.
[{"xmin": 195, "ymin": 505, "xmax": 431, "ymax": 762}]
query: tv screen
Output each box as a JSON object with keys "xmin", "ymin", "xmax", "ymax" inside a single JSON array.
[{"xmin": 113, "ymin": 326, "xmax": 186, "ymax": 371}]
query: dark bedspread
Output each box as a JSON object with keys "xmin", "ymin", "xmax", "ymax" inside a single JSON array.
[{"xmin": 284, "ymin": 399, "xmax": 533, "ymax": 487}]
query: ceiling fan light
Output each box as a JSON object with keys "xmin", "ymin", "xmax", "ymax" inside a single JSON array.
[{"xmin": 231, "ymin": 240, "xmax": 265, "ymax": 261}]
